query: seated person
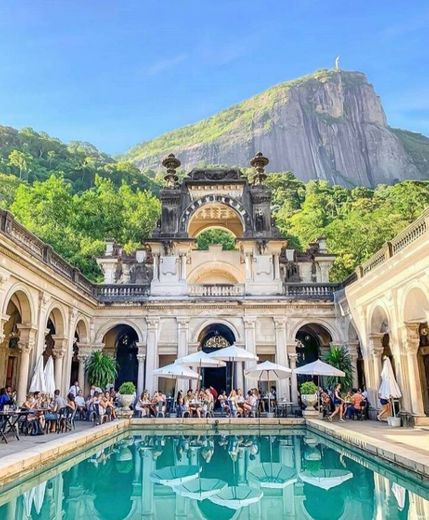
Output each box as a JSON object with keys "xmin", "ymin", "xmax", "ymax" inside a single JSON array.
[
  {"xmin": 0, "ymin": 388, "xmax": 11, "ymax": 411},
  {"xmin": 218, "ymin": 390, "xmax": 230, "ymax": 416},
  {"xmin": 75, "ymin": 390, "xmax": 87, "ymax": 418},
  {"xmin": 346, "ymin": 389, "xmax": 364, "ymax": 419},
  {"xmin": 135, "ymin": 391, "xmax": 151, "ymax": 417}
]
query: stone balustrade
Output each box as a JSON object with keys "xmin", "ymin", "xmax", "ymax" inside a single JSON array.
[
  {"xmin": 95, "ymin": 284, "xmax": 151, "ymax": 302},
  {"xmin": 283, "ymin": 283, "xmax": 339, "ymax": 300},
  {"xmin": 188, "ymin": 284, "xmax": 245, "ymax": 297},
  {"xmin": 358, "ymin": 207, "xmax": 429, "ymax": 278}
]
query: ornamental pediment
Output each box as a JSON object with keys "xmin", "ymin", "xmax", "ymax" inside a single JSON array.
[{"xmin": 188, "ymin": 184, "xmax": 244, "ymax": 200}]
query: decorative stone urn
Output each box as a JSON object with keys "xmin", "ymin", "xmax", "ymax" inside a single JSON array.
[
  {"xmin": 121, "ymin": 394, "xmax": 134, "ymax": 409},
  {"xmin": 301, "ymin": 394, "xmax": 319, "ymax": 417}
]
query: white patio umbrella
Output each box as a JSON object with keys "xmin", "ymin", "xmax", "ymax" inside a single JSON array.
[
  {"xmin": 173, "ymin": 478, "xmax": 227, "ymax": 500},
  {"xmin": 248, "ymin": 463, "xmax": 297, "ymax": 489},
  {"xmin": 299, "ymin": 469, "xmax": 353, "ymax": 490},
  {"xmin": 43, "ymin": 356, "xmax": 56, "ymax": 396},
  {"xmin": 150, "ymin": 465, "xmax": 200, "ymax": 486},
  {"xmin": 153, "ymin": 363, "xmax": 201, "ymax": 380},
  {"xmin": 209, "ymin": 486, "xmax": 263, "ymax": 510},
  {"xmin": 379, "ymin": 356, "xmax": 402, "ymax": 417},
  {"xmin": 244, "ymin": 360, "xmax": 291, "ymax": 413},
  {"xmin": 175, "ymin": 351, "xmax": 225, "ymax": 387},
  {"xmin": 208, "ymin": 345, "xmax": 258, "ymax": 390},
  {"xmin": 294, "ymin": 359, "xmax": 345, "ymax": 412},
  {"xmin": 29, "ymin": 356, "xmax": 47, "ymax": 393}
]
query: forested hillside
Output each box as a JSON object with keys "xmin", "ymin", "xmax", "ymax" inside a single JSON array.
[{"xmin": 1, "ymin": 125, "xmax": 428, "ymax": 283}]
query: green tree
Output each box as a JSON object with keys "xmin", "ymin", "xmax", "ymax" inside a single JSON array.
[
  {"xmin": 8, "ymin": 149, "xmax": 32, "ymax": 180},
  {"xmin": 197, "ymin": 228, "xmax": 236, "ymax": 250}
]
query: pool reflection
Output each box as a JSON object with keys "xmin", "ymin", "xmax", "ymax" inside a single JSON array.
[{"xmin": 0, "ymin": 431, "xmax": 428, "ymax": 520}]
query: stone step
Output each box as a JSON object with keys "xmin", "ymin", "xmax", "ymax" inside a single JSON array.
[{"xmin": 414, "ymin": 416, "xmax": 429, "ymax": 426}]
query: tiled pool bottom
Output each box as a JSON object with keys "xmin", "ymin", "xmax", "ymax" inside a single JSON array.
[{"xmin": 0, "ymin": 428, "xmax": 428, "ymax": 520}]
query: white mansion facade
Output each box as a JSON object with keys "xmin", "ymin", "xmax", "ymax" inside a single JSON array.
[{"xmin": 0, "ymin": 154, "xmax": 428, "ymax": 423}]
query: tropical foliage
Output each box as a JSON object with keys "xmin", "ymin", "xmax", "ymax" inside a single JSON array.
[
  {"xmin": 1, "ymin": 123, "xmax": 428, "ymax": 284},
  {"xmin": 86, "ymin": 351, "xmax": 117, "ymax": 389},
  {"xmin": 196, "ymin": 228, "xmax": 236, "ymax": 250},
  {"xmin": 323, "ymin": 345, "xmax": 353, "ymax": 389}
]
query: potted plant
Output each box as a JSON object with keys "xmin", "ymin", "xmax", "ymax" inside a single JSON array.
[
  {"xmin": 119, "ymin": 381, "xmax": 136, "ymax": 409},
  {"xmin": 300, "ymin": 381, "xmax": 318, "ymax": 416},
  {"xmin": 86, "ymin": 351, "xmax": 117, "ymax": 390}
]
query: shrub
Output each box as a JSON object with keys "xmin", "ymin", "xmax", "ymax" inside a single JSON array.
[
  {"xmin": 323, "ymin": 345, "xmax": 353, "ymax": 388},
  {"xmin": 300, "ymin": 382, "xmax": 318, "ymax": 395},
  {"xmin": 119, "ymin": 381, "xmax": 136, "ymax": 395},
  {"xmin": 86, "ymin": 351, "xmax": 117, "ymax": 389}
]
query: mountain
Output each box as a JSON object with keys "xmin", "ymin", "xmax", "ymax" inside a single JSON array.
[
  {"xmin": 0, "ymin": 125, "xmax": 157, "ymax": 193},
  {"xmin": 124, "ymin": 69, "xmax": 429, "ymax": 187}
]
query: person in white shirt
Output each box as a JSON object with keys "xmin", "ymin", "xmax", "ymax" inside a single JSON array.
[{"xmin": 68, "ymin": 381, "xmax": 81, "ymax": 398}]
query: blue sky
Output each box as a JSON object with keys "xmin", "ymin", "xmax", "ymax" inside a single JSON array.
[{"xmin": 0, "ymin": 1, "xmax": 428, "ymax": 154}]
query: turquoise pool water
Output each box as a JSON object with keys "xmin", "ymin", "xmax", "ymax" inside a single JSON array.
[{"xmin": 0, "ymin": 428, "xmax": 428, "ymax": 519}]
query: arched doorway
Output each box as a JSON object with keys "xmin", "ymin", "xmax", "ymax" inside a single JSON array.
[
  {"xmin": 418, "ymin": 323, "xmax": 429, "ymax": 416},
  {"xmin": 295, "ymin": 323, "xmax": 332, "ymax": 385},
  {"xmin": 198, "ymin": 323, "xmax": 236, "ymax": 393},
  {"xmin": 103, "ymin": 325, "xmax": 139, "ymax": 389}
]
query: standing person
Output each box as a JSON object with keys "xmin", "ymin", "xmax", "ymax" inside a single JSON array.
[
  {"xmin": 328, "ymin": 384, "xmax": 345, "ymax": 422},
  {"xmin": 68, "ymin": 381, "xmax": 81, "ymax": 398},
  {"xmin": 377, "ymin": 395, "xmax": 391, "ymax": 421}
]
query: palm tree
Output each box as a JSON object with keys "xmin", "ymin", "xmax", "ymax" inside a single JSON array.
[
  {"xmin": 86, "ymin": 351, "xmax": 117, "ymax": 389},
  {"xmin": 323, "ymin": 345, "xmax": 353, "ymax": 389}
]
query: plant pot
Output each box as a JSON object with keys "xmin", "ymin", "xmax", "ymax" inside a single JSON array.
[
  {"xmin": 387, "ymin": 416, "xmax": 401, "ymax": 428},
  {"xmin": 301, "ymin": 394, "xmax": 317, "ymax": 409},
  {"xmin": 121, "ymin": 394, "xmax": 134, "ymax": 409}
]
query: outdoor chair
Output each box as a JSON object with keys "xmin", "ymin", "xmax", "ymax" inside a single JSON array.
[
  {"xmin": 155, "ymin": 401, "xmax": 165, "ymax": 418},
  {"xmin": 204, "ymin": 402, "xmax": 214, "ymax": 418},
  {"xmin": 57, "ymin": 407, "xmax": 76, "ymax": 433}
]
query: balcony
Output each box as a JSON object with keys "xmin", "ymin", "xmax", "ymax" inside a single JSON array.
[
  {"xmin": 95, "ymin": 284, "xmax": 151, "ymax": 302},
  {"xmin": 283, "ymin": 283, "xmax": 339, "ymax": 300},
  {"xmin": 188, "ymin": 284, "xmax": 245, "ymax": 297}
]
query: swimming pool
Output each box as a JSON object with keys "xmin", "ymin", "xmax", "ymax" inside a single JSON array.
[{"xmin": 0, "ymin": 428, "xmax": 428, "ymax": 519}]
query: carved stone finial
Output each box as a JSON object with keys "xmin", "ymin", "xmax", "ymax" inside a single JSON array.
[
  {"xmin": 162, "ymin": 153, "xmax": 181, "ymax": 188},
  {"xmin": 250, "ymin": 152, "xmax": 269, "ymax": 185}
]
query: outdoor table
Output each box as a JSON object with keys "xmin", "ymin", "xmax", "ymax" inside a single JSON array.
[
  {"xmin": 276, "ymin": 401, "xmax": 294, "ymax": 417},
  {"xmin": 0, "ymin": 410, "xmax": 28, "ymax": 442}
]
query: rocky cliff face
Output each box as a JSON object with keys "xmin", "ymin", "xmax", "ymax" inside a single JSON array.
[{"xmin": 125, "ymin": 69, "xmax": 429, "ymax": 187}]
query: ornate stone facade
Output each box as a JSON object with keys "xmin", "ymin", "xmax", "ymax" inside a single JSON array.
[{"xmin": 0, "ymin": 158, "xmax": 428, "ymax": 421}]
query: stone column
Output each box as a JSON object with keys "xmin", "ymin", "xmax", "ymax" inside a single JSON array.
[
  {"xmin": 152, "ymin": 254, "xmax": 160, "ymax": 282},
  {"xmin": 234, "ymin": 343, "xmax": 245, "ymax": 392},
  {"xmin": 368, "ymin": 333, "xmax": 384, "ymax": 408},
  {"xmin": 288, "ymin": 352, "xmax": 298, "ymax": 405},
  {"xmin": 177, "ymin": 318, "xmax": 189, "ymax": 389},
  {"xmin": 274, "ymin": 318, "xmax": 290, "ymax": 400},
  {"xmin": 179, "ymin": 254, "xmax": 187, "ymax": 281},
  {"xmin": 243, "ymin": 318, "xmax": 257, "ymax": 391},
  {"xmin": 136, "ymin": 343, "xmax": 146, "ymax": 396},
  {"xmin": 318, "ymin": 262, "xmax": 331, "ymax": 283},
  {"xmin": 404, "ymin": 322, "xmax": 425, "ymax": 417},
  {"xmin": 145, "ymin": 319, "xmax": 159, "ymax": 394},
  {"xmin": 52, "ymin": 336, "xmax": 68, "ymax": 392},
  {"xmin": 76, "ymin": 343, "xmax": 92, "ymax": 396},
  {"xmin": 244, "ymin": 253, "xmax": 253, "ymax": 281},
  {"xmin": 347, "ymin": 341, "xmax": 360, "ymax": 388},
  {"xmin": 273, "ymin": 253, "xmax": 280, "ymax": 280},
  {"xmin": 16, "ymin": 325, "xmax": 37, "ymax": 404},
  {"xmin": 0, "ymin": 314, "xmax": 10, "ymax": 388}
]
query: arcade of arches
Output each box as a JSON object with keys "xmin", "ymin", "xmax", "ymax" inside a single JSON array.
[{"xmin": 0, "ymin": 169, "xmax": 428, "ymax": 423}]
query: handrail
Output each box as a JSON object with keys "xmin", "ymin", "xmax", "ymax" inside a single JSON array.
[
  {"xmin": 359, "ymin": 207, "xmax": 429, "ymax": 278},
  {"xmin": 284, "ymin": 283, "xmax": 339, "ymax": 300}
]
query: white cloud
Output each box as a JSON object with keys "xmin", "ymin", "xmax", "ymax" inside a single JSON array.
[{"xmin": 145, "ymin": 53, "xmax": 188, "ymax": 76}]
